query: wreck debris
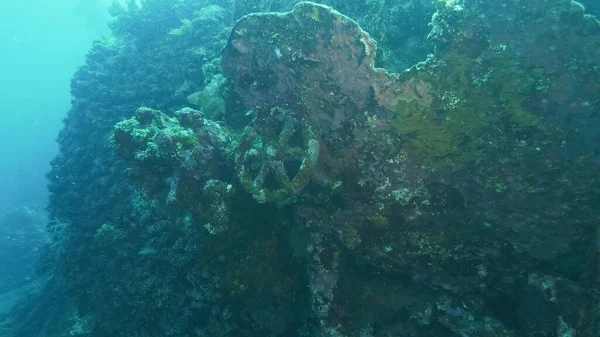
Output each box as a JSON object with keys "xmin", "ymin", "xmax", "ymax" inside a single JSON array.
[
  {"xmin": 222, "ymin": 2, "xmax": 401, "ymax": 133},
  {"xmin": 236, "ymin": 107, "xmax": 320, "ymax": 203}
]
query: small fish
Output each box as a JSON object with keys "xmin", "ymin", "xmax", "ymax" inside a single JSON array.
[
  {"xmin": 32, "ymin": 117, "xmax": 37, "ymax": 125},
  {"xmin": 12, "ymin": 37, "xmax": 18, "ymax": 43},
  {"xmin": 138, "ymin": 247, "xmax": 157, "ymax": 255}
]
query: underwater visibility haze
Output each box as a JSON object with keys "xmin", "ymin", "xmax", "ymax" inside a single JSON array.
[
  {"xmin": 1, "ymin": 0, "xmax": 600, "ymax": 336},
  {"xmin": 0, "ymin": 0, "xmax": 115, "ymax": 214}
]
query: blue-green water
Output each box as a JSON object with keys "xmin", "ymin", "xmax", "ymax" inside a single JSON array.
[
  {"xmin": 0, "ymin": 0, "xmax": 111, "ymax": 214},
  {"xmin": 0, "ymin": 1, "xmax": 109, "ymax": 333}
]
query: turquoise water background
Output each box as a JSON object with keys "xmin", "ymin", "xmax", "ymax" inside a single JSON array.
[{"xmin": 0, "ymin": 0, "xmax": 113, "ymax": 214}]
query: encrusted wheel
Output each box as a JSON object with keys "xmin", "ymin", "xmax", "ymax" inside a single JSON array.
[{"xmin": 236, "ymin": 108, "xmax": 320, "ymax": 204}]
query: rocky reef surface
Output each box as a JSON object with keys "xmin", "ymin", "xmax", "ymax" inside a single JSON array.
[{"xmin": 34, "ymin": 0, "xmax": 600, "ymax": 336}]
